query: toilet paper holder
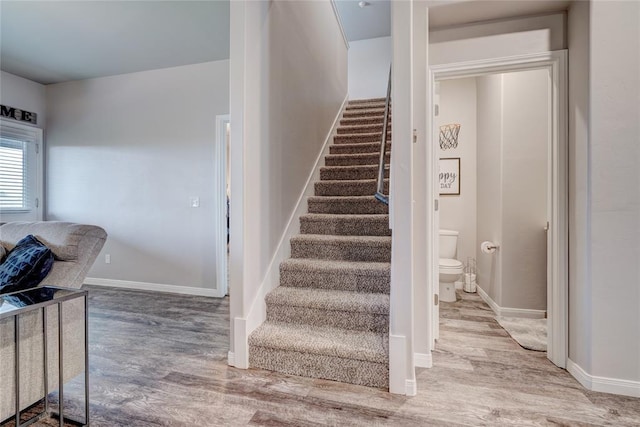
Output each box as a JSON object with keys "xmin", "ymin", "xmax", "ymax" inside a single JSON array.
[{"xmin": 481, "ymin": 241, "xmax": 500, "ymax": 254}]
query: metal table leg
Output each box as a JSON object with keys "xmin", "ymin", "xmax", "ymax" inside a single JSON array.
[
  {"xmin": 44, "ymin": 306, "xmax": 49, "ymax": 414},
  {"xmin": 58, "ymin": 302, "xmax": 64, "ymax": 427},
  {"xmin": 84, "ymin": 295, "xmax": 90, "ymax": 426},
  {"xmin": 15, "ymin": 314, "xmax": 20, "ymax": 427}
]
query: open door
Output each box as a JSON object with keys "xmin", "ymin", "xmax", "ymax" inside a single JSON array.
[
  {"xmin": 432, "ymin": 82, "xmax": 441, "ymax": 343},
  {"xmin": 215, "ymin": 114, "xmax": 230, "ymax": 298}
]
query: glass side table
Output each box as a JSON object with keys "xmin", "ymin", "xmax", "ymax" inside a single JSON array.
[{"xmin": 0, "ymin": 286, "xmax": 89, "ymax": 427}]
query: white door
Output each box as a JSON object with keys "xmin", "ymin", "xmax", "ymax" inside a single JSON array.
[
  {"xmin": 215, "ymin": 115, "xmax": 230, "ymax": 297},
  {"xmin": 432, "ymin": 86, "xmax": 441, "ymax": 342}
]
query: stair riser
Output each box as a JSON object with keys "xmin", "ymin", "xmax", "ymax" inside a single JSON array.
[
  {"xmin": 334, "ymin": 133, "xmax": 388, "ymax": 144},
  {"xmin": 314, "ymin": 180, "xmax": 389, "ymax": 196},
  {"xmin": 266, "ymin": 305, "xmax": 389, "ymax": 333},
  {"xmin": 308, "ymin": 199, "xmax": 388, "ymax": 215},
  {"xmin": 291, "ymin": 240, "xmax": 391, "ymax": 262},
  {"xmin": 320, "ymin": 166, "xmax": 388, "ymax": 181},
  {"xmin": 300, "ymin": 217, "xmax": 390, "ymax": 236},
  {"xmin": 329, "ymin": 142, "xmax": 392, "ymax": 155},
  {"xmin": 249, "ymin": 348, "xmax": 389, "ymax": 388},
  {"xmin": 337, "ymin": 125, "xmax": 390, "ymax": 135},
  {"xmin": 325, "ymin": 153, "xmax": 390, "ymax": 167},
  {"xmin": 280, "ymin": 268, "xmax": 390, "ymax": 293}
]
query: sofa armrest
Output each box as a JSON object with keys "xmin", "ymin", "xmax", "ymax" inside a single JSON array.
[{"xmin": 0, "ymin": 221, "xmax": 107, "ymax": 289}]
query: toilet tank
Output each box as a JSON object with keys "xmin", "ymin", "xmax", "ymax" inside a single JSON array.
[{"xmin": 439, "ymin": 229, "xmax": 459, "ymax": 259}]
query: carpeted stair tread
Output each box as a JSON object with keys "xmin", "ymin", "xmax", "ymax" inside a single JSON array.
[
  {"xmin": 314, "ymin": 179, "xmax": 389, "ymax": 196},
  {"xmin": 265, "ymin": 288, "xmax": 389, "ymax": 333},
  {"xmin": 329, "ymin": 142, "xmax": 392, "ymax": 155},
  {"xmin": 345, "ymin": 103, "xmax": 388, "ymax": 111},
  {"xmin": 300, "ymin": 213, "xmax": 390, "ymax": 236},
  {"xmin": 290, "ymin": 234, "xmax": 391, "ymax": 262},
  {"xmin": 307, "ymin": 195, "xmax": 388, "ymax": 214},
  {"xmin": 325, "ymin": 152, "xmax": 390, "ymax": 166},
  {"xmin": 334, "ymin": 132, "xmax": 391, "ymax": 144},
  {"xmin": 280, "ymin": 258, "xmax": 390, "ymax": 293},
  {"xmin": 267, "ymin": 286, "xmax": 389, "ymax": 313},
  {"xmin": 337, "ymin": 123, "xmax": 390, "ymax": 135},
  {"xmin": 249, "ymin": 322, "xmax": 388, "ymax": 364},
  {"xmin": 340, "ymin": 116, "xmax": 384, "ymax": 126},
  {"xmin": 342, "ymin": 108, "xmax": 387, "ymax": 118},
  {"xmin": 349, "ymin": 97, "xmax": 386, "ymax": 104},
  {"xmin": 320, "ymin": 165, "xmax": 389, "ymax": 181}
]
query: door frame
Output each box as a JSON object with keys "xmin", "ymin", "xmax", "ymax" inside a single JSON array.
[
  {"xmin": 215, "ymin": 114, "xmax": 230, "ymax": 297},
  {"xmin": 427, "ymin": 51, "xmax": 568, "ymax": 368}
]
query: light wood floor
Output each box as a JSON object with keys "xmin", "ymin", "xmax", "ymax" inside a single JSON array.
[{"xmin": 22, "ymin": 286, "xmax": 640, "ymax": 426}]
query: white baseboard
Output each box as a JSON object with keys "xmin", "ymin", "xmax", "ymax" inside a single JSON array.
[
  {"xmin": 406, "ymin": 379, "xmax": 417, "ymax": 396},
  {"xmin": 476, "ymin": 285, "xmax": 546, "ymax": 319},
  {"xmin": 227, "ymin": 351, "xmax": 235, "ymax": 366},
  {"xmin": 85, "ymin": 277, "xmax": 223, "ymax": 297},
  {"xmin": 567, "ymin": 359, "xmax": 640, "ymax": 398},
  {"xmin": 414, "ymin": 352, "xmax": 433, "ymax": 368}
]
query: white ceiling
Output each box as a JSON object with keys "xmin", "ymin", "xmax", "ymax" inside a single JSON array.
[
  {"xmin": 334, "ymin": 0, "xmax": 391, "ymax": 42},
  {"xmin": 0, "ymin": 0, "xmax": 571, "ymax": 86},
  {"xmin": 0, "ymin": 1, "xmax": 229, "ymax": 85},
  {"xmin": 333, "ymin": 0, "xmax": 571, "ymax": 42}
]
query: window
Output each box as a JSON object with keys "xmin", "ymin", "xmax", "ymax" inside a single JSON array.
[
  {"xmin": 0, "ymin": 138, "xmax": 29, "ymax": 210},
  {"xmin": 0, "ymin": 120, "xmax": 43, "ymax": 221}
]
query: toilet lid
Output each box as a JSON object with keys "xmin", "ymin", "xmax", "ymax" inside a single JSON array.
[{"xmin": 439, "ymin": 258, "xmax": 463, "ymax": 268}]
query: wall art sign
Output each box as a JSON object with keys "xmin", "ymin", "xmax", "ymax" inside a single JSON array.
[
  {"xmin": 439, "ymin": 157, "xmax": 460, "ymax": 196},
  {"xmin": 0, "ymin": 104, "xmax": 37, "ymax": 125}
]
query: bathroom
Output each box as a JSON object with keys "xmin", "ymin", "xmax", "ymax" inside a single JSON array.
[{"xmin": 436, "ymin": 68, "xmax": 550, "ymax": 343}]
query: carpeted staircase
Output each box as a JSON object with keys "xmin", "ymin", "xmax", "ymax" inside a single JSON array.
[{"xmin": 248, "ymin": 98, "xmax": 392, "ymax": 389}]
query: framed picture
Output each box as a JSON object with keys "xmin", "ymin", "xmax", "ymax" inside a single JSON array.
[{"xmin": 439, "ymin": 157, "xmax": 460, "ymax": 196}]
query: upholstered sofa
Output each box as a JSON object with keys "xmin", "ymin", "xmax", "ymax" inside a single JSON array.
[{"xmin": 0, "ymin": 221, "xmax": 107, "ymax": 421}]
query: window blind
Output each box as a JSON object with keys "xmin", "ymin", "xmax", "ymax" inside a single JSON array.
[
  {"xmin": 0, "ymin": 123, "xmax": 38, "ymax": 212},
  {"xmin": 0, "ymin": 138, "xmax": 28, "ymax": 210}
]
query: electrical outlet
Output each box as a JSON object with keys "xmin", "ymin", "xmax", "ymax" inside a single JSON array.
[{"xmin": 105, "ymin": 254, "xmax": 111, "ymax": 264}]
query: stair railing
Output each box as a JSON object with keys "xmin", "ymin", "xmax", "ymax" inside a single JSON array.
[{"xmin": 375, "ymin": 66, "xmax": 391, "ymax": 205}]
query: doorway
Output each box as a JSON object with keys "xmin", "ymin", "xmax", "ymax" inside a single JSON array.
[
  {"xmin": 215, "ymin": 114, "xmax": 230, "ymax": 297},
  {"xmin": 427, "ymin": 51, "xmax": 568, "ymax": 368}
]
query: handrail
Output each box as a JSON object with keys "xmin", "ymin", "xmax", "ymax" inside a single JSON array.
[{"xmin": 375, "ymin": 66, "xmax": 392, "ymax": 205}]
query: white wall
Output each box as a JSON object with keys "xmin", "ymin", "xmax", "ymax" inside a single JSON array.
[
  {"xmin": 475, "ymin": 70, "xmax": 548, "ymax": 311},
  {"xmin": 476, "ymin": 74, "xmax": 503, "ymax": 305},
  {"xmin": 347, "ymin": 36, "xmax": 391, "ymax": 100},
  {"xmin": 0, "ymin": 71, "xmax": 46, "ymax": 128},
  {"xmin": 429, "ymin": 13, "xmax": 566, "ymax": 66},
  {"xmin": 437, "ymin": 78, "xmax": 477, "ymax": 265},
  {"xmin": 567, "ymin": 0, "xmax": 592, "ymax": 379},
  {"xmin": 229, "ymin": 0, "xmax": 348, "ymax": 365},
  {"xmin": 45, "ymin": 60, "xmax": 229, "ymax": 293},
  {"xmin": 588, "ymin": 0, "xmax": 640, "ymax": 386}
]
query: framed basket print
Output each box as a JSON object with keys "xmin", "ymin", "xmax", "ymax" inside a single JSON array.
[{"xmin": 439, "ymin": 157, "xmax": 460, "ymax": 196}]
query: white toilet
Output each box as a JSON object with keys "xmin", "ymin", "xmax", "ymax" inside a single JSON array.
[{"xmin": 439, "ymin": 229, "xmax": 463, "ymax": 302}]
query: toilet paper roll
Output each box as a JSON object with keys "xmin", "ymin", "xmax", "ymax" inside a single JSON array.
[
  {"xmin": 481, "ymin": 241, "xmax": 497, "ymax": 254},
  {"xmin": 465, "ymin": 273, "xmax": 476, "ymax": 285}
]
